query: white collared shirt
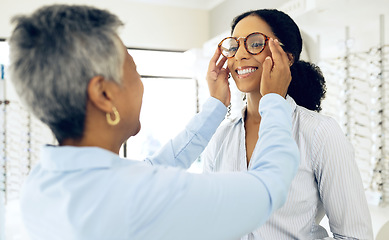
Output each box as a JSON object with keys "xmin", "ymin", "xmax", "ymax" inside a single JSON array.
[{"xmin": 202, "ymin": 96, "xmax": 373, "ymax": 240}]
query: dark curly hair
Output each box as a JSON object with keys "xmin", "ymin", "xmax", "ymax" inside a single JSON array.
[{"xmin": 231, "ymin": 9, "xmax": 326, "ymax": 112}]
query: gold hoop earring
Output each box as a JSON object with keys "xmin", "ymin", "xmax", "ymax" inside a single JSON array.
[{"xmin": 106, "ymin": 106, "xmax": 120, "ymax": 126}]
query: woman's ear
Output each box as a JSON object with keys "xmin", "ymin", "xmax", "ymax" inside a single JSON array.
[{"xmin": 87, "ymin": 76, "xmax": 115, "ymax": 113}]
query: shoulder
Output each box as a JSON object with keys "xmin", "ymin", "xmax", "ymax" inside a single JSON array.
[
  {"xmin": 287, "ymin": 95, "xmax": 341, "ymax": 138},
  {"xmin": 293, "ymin": 105, "xmax": 352, "ymax": 159},
  {"xmin": 294, "ymin": 104, "xmax": 344, "ymax": 141},
  {"xmin": 294, "ymin": 105, "xmax": 354, "ymax": 159},
  {"xmin": 110, "ymin": 160, "xmax": 190, "ymax": 200}
]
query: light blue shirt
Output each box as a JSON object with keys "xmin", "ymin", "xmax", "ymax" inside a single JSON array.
[{"xmin": 20, "ymin": 95, "xmax": 299, "ymax": 240}]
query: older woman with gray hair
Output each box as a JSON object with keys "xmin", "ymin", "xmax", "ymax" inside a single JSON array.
[{"xmin": 9, "ymin": 4, "xmax": 299, "ymax": 240}]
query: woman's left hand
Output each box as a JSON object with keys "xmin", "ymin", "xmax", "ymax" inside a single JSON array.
[{"xmin": 260, "ymin": 38, "xmax": 292, "ymax": 98}]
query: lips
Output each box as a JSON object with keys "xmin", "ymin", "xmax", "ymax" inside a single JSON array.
[{"xmin": 236, "ymin": 67, "xmax": 258, "ymax": 76}]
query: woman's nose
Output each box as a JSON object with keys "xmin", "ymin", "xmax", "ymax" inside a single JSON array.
[{"xmin": 234, "ymin": 41, "xmax": 250, "ymax": 60}]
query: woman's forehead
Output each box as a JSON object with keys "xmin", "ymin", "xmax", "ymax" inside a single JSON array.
[{"xmin": 232, "ymin": 15, "xmax": 274, "ymax": 38}]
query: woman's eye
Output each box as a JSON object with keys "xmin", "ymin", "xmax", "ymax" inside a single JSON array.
[{"xmin": 251, "ymin": 42, "xmax": 264, "ymax": 48}]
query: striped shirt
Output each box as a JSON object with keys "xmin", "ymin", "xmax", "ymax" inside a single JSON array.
[{"xmin": 202, "ymin": 96, "xmax": 373, "ymax": 240}]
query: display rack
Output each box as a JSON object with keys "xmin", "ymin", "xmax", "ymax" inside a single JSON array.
[
  {"xmin": 319, "ymin": 16, "xmax": 388, "ymax": 205},
  {"xmin": 0, "ymin": 61, "xmax": 56, "ymax": 240}
]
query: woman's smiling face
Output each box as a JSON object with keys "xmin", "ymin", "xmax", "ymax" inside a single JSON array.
[{"xmin": 228, "ymin": 15, "xmax": 279, "ymax": 94}]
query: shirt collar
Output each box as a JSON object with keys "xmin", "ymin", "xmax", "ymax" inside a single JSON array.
[
  {"xmin": 40, "ymin": 145, "xmax": 118, "ymax": 171},
  {"xmin": 240, "ymin": 95, "xmax": 297, "ymax": 122},
  {"xmin": 285, "ymin": 95, "xmax": 297, "ymax": 112}
]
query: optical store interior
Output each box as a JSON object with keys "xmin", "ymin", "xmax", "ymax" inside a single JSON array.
[{"xmin": 1, "ymin": 0, "xmax": 389, "ymax": 239}]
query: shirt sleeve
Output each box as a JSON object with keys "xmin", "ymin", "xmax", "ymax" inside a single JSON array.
[
  {"xmin": 248, "ymin": 93, "xmax": 300, "ymax": 213},
  {"xmin": 313, "ymin": 118, "xmax": 373, "ymax": 240},
  {"xmin": 143, "ymin": 97, "xmax": 227, "ymax": 169},
  {"xmin": 134, "ymin": 93, "xmax": 300, "ymax": 240}
]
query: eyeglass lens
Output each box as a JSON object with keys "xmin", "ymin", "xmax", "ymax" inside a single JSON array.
[{"xmin": 219, "ymin": 33, "xmax": 266, "ymax": 58}]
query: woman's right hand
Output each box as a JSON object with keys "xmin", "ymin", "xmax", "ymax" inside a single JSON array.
[
  {"xmin": 260, "ymin": 38, "xmax": 292, "ymax": 98},
  {"xmin": 206, "ymin": 47, "xmax": 231, "ymax": 107}
]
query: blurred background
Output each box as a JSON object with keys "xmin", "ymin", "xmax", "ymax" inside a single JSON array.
[{"xmin": 0, "ymin": 0, "xmax": 388, "ymax": 239}]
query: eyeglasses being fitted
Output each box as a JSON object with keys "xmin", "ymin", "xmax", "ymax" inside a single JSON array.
[{"xmin": 218, "ymin": 32, "xmax": 284, "ymax": 58}]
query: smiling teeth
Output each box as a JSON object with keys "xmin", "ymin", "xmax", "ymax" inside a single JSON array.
[{"xmin": 237, "ymin": 68, "xmax": 257, "ymax": 75}]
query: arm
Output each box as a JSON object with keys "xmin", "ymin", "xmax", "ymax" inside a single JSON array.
[
  {"xmin": 314, "ymin": 118, "xmax": 373, "ymax": 240},
  {"xmin": 136, "ymin": 94, "xmax": 300, "ymax": 240},
  {"xmin": 247, "ymin": 93, "xmax": 300, "ymax": 214},
  {"xmin": 145, "ymin": 46, "xmax": 231, "ymax": 168},
  {"xmin": 144, "ymin": 97, "xmax": 227, "ymax": 168},
  {"xmin": 137, "ymin": 41, "xmax": 299, "ymax": 239}
]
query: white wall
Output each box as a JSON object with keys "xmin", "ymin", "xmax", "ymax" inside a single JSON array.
[
  {"xmin": 293, "ymin": 0, "xmax": 389, "ymax": 59},
  {"xmin": 209, "ymin": 0, "xmax": 389, "ymax": 59},
  {"xmin": 209, "ymin": 0, "xmax": 287, "ymax": 38},
  {"xmin": 0, "ymin": 0, "xmax": 210, "ymax": 51}
]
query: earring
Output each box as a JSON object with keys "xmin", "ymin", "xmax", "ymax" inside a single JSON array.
[{"xmin": 106, "ymin": 106, "xmax": 120, "ymax": 126}]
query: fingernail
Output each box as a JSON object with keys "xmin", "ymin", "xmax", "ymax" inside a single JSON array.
[
  {"xmin": 265, "ymin": 56, "xmax": 271, "ymax": 61},
  {"xmin": 274, "ymin": 39, "xmax": 279, "ymax": 44}
]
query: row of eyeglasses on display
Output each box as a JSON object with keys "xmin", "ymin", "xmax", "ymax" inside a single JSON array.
[
  {"xmin": 319, "ymin": 45, "xmax": 389, "ymax": 205},
  {"xmin": 0, "ymin": 63, "xmax": 56, "ymax": 205}
]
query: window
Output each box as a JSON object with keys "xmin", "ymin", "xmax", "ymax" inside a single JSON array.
[{"xmin": 123, "ymin": 49, "xmax": 199, "ymax": 169}]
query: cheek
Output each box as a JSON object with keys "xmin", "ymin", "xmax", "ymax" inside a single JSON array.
[
  {"xmin": 252, "ymin": 54, "xmax": 269, "ymax": 72},
  {"xmin": 138, "ymin": 80, "xmax": 144, "ymax": 104},
  {"xmin": 140, "ymin": 80, "xmax": 144, "ymax": 96},
  {"xmin": 262, "ymin": 48, "xmax": 272, "ymax": 60},
  {"xmin": 227, "ymin": 59, "xmax": 233, "ymax": 72}
]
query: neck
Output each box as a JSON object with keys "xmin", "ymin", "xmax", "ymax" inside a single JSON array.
[
  {"xmin": 246, "ymin": 92, "xmax": 262, "ymax": 123},
  {"xmin": 61, "ymin": 132, "xmax": 123, "ymax": 155}
]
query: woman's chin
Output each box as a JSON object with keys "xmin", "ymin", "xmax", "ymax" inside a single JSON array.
[
  {"xmin": 134, "ymin": 123, "xmax": 141, "ymax": 136},
  {"xmin": 127, "ymin": 122, "xmax": 141, "ymax": 138},
  {"xmin": 235, "ymin": 84, "xmax": 259, "ymax": 94},
  {"xmin": 233, "ymin": 78, "xmax": 261, "ymax": 94}
]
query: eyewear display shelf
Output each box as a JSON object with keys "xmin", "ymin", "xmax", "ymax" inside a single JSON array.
[
  {"xmin": 320, "ymin": 45, "xmax": 389, "ymax": 206},
  {"xmin": 0, "ymin": 64, "xmax": 56, "ymax": 240}
]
